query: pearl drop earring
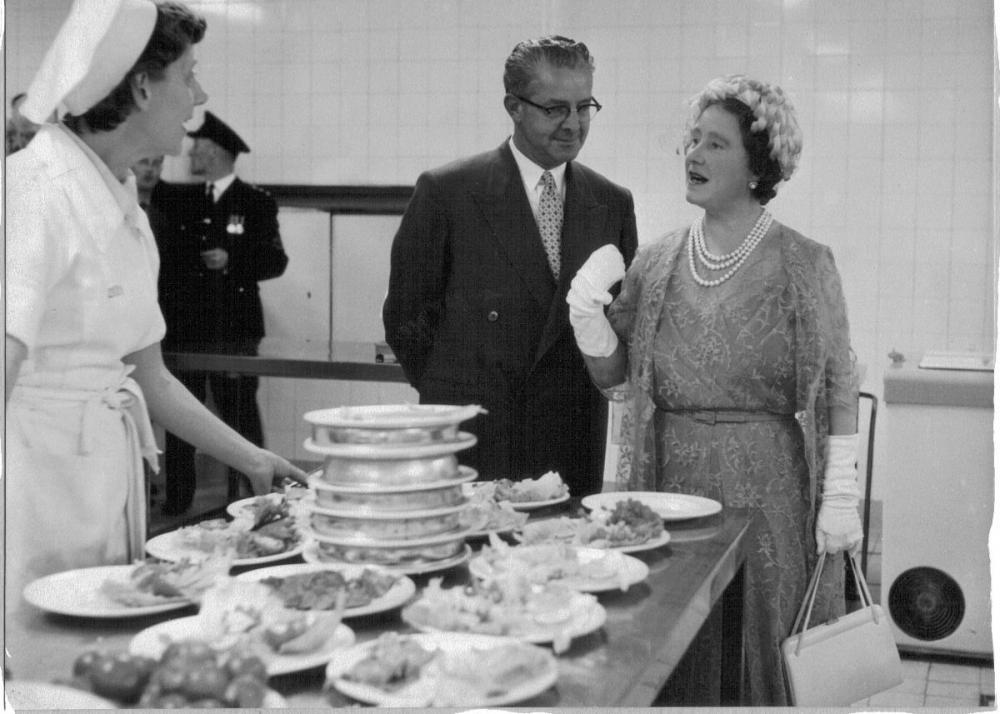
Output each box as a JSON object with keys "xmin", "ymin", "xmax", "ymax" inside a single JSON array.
[{"xmin": 749, "ymin": 180, "xmax": 758, "ymax": 190}]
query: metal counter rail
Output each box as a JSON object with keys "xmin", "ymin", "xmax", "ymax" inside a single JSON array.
[{"xmin": 162, "ymin": 340, "xmax": 407, "ymax": 383}]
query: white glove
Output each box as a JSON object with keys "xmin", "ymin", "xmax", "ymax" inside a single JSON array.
[
  {"xmin": 577, "ymin": 244, "xmax": 627, "ymax": 290},
  {"xmin": 815, "ymin": 433, "xmax": 863, "ymax": 556},
  {"xmin": 567, "ymin": 245, "xmax": 626, "ymax": 358}
]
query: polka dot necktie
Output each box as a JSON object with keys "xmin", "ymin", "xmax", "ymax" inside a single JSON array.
[{"xmin": 537, "ymin": 170, "xmax": 563, "ymax": 279}]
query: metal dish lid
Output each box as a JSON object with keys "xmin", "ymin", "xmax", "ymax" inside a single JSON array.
[{"xmin": 304, "ymin": 404, "xmax": 485, "ymax": 429}]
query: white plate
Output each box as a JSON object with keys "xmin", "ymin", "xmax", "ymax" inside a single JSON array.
[
  {"xmin": 235, "ymin": 562, "xmax": 416, "ymax": 618},
  {"xmin": 129, "ymin": 615, "xmax": 355, "ymax": 677},
  {"xmin": 305, "ymin": 404, "xmax": 483, "ymax": 429},
  {"xmin": 302, "ymin": 540, "xmax": 472, "ymax": 576},
  {"xmin": 610, "ymin": 529, "xmax": 672, "ymax": 553},
  {"xmin": 4, "ymin": 682, "xmax": 116, "ymax": 709},
  {"xmin": 22, "ymin": 565, "xmax": 197, "ymax": 618},
  {"xmin": 469, "ymin": 546, "xmax": 649, "ymax": 593},
  {"xmin": 304, "ymin": 431, "xmax": 477, "ymax": 458},
  {"xmin": 462, "ymin": 483, "xmax": 570, "ymax": 512},
  {"xmin": 325, "ymin": 633, "xmax": 558, "ymax": 707},
  {"xmin": 582, "ymin": 491, "xmax": 723, "ymax": 521},
  {"xmin": 145, "ymin": 529, "xmax": 305, "ymax": 567}
]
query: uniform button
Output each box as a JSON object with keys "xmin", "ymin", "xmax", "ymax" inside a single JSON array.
[{"xmin": 487, "ymin": 310, "xmax": 499, "ymax": 322}]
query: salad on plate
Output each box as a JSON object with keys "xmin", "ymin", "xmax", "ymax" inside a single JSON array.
[
  {"xmin": 401, "ymin": 574, "xmax": 604, "ymax": 653},
  {"xmin": 517, "ymin": 497, "xmax": 667, "ymax": 549}
]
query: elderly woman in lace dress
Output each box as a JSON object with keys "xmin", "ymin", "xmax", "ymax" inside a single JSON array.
[{"xmin": 566, "ymin": 75, "xmax": 862, "ymax": 705}]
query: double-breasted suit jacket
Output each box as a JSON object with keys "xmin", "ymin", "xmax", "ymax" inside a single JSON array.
[
  {"xmin": 154, "ymin": 178, "xmax": 288, "ymax": 351},
  {"xmin": 383, "ymin": 142, "xmax": 638, "ymax": 496}
]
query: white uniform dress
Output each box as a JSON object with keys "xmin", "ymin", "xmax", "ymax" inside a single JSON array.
[{"xmin": 6, "ymin": 124, "xmax": 165, "ymax": 607}]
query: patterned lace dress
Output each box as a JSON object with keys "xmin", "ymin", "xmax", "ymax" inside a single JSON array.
[{"xmin": 649, "ymin": 235, "xmax": 843, "ymax": 705}]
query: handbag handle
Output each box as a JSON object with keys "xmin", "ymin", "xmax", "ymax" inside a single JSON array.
[{"xmin": 789, "ymin": 552, "xmax": 877, "ymax": 655}]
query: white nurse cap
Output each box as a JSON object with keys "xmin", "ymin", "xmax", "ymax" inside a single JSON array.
[{"xmin": 22, "ymin": 0, "xmax": 158, "ymax": 124}]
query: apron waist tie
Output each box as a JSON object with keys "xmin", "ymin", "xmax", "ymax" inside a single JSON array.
[{"xmin": 16, "ymin": 367, "xmax": 158, "ymax": 561}]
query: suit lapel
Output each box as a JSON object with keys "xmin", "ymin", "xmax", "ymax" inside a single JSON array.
[{"xmin": 471, "ymin": 144, "xmax": 556, "ymax": 310}]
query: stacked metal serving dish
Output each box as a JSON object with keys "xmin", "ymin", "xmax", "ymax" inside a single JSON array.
[{"xmin": 301, "ymin": 404, "xmax": 482, "ymax": 573}]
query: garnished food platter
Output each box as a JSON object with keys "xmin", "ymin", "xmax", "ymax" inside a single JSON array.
[
  {"xmin": 469, "ymin": 544, "xmax": 650, "ymax": 593},
  {"xmin": 22, "ymin": 562, "xmax": 221, "ymax": 618},
  {"xmin": 235, "ymin": 562, "xmax": 417, "ymax": 618},
  {"xmin": 145, "ymin": 522, "xmax": 304, "ymax": 567},
  {"xmin": 129, "ymin": 615, "xmax": 356, "ymax": 677},
  {"xmin": 463, "ymin": 471, "xmax": 571, "ymax": 512},
  {"xmin": 401, "ymin": 577, "xmax": 606, "ymax": 653},
  {"xmin": 515, "ymin": 497, "xmax": 670, "ymax": 552},
  {"xmin": 326, "ymin": 632, "xmax": 558, "ymax": 707}
]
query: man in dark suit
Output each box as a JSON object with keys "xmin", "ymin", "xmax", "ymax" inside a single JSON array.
[
  {"xmin": 383, "ymin": 36, "xmax": 638, "ymax": 497},
  {"xmin": 154, "ymin": 111, "xmax": 289, "ymax": 515}
]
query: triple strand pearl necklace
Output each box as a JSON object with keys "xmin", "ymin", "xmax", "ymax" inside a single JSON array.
[{"xmin": 687, "ymin": 209, "xmax": 774, "ymax": 287}]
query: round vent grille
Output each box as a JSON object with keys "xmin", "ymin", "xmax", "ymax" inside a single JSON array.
[{"xmin": 888, "ymin": 567, "xmax": 965, "ymax": 641}]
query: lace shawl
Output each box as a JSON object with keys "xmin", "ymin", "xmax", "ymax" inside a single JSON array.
[{"xmin": 607, "ymin": 222, "xmax": 857, "ymax": 515}]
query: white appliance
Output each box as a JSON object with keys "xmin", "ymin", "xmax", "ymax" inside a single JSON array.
[{"xmin": 880, "ymin": 363, "xmax": 993, "ymax": 658}]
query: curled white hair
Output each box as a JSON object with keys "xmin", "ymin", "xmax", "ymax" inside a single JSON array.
[{"xmin": 683, "ymin": 74, "xmax": 803, "ymax": 181}]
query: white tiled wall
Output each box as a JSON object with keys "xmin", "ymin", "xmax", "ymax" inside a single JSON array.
[{"xmin": 5, "ymin": 0, "xmax": 997, "ymax": 469}]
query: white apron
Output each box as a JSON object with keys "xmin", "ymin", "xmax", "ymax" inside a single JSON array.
[
  {"xmin": 6, "ymin": 367, "xmax": 158, "ymax": 605},
  {"xmin": 5, "ymin": 125, "xmax": 167, "ymax": 608}
]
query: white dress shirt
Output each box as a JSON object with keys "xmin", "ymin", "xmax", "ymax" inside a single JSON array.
[{"xmin": 508, "ymin": 138, "xmax": 566, "ymax": 219}]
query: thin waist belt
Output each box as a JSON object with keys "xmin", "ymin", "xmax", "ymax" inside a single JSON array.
[{"xmin": 656, "ymin": 408, "xmax": 795, "ymax": 425}]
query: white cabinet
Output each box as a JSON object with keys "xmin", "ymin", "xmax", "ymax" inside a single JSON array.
[{"xmin": 880, "ymin": 366, "xmax": 993, "ymax": 658}]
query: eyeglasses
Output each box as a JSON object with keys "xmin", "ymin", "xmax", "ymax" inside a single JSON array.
[{"xmin": 514, "ymin": 95, "xmax": 602, "ymax": 122}]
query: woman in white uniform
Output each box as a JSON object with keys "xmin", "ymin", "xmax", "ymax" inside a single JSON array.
[{"xmin": 5, "ymin": 0, "xmax": 307, "ymax": 606}]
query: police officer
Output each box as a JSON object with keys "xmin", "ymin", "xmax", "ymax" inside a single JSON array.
[{"xmin": 155, "ymin": 111, "xmax": 289, "ymax": 515}]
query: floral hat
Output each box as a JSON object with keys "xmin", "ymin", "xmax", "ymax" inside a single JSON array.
[{"xmin": 683, "ymin": 74, "xmax": 803, "ymax": 181}]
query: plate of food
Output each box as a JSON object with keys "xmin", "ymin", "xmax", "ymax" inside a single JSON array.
[
  {"xmin": 581, "ymin": 491, "xmax": 723, "ymax": 522},
  {"xmin": 236, "ymin": 562, "xmax": 416, "ymax": 618},
  {"xmin": 22, "ymin": 557, "xmax": 230, "ymax": 618},
  {"xmin": 401, "ymin": 576, "xmax": 606, "ymax": 653},
  {"xmin": 469, "ymin": 541, "xmax": 649, "ymax": 593},
  {"xmin": 129, "ymin": 580, "xmax": 355, "ymax": 677},
  {"xmin": 517, "ymin": 518, "xmax": 672, "ymax": 553},
  {"xmin": 326, "ymin": 632, "xmax": 558, "ymax": 707},
  {"xmin": 225, "ymin": 489, "xmax": 312, "ymax": 519},
  {"xmin": 463, "ymin": 471, "xmax": 570, "ymax": 511},
  {"xmin": 146, "ymin": 515, "xmax": 304, "ymax": 567},
  {"xmin": 68, "ymin": 642, "xmax": 284, "ymax": 708},
  {"xmin": 460, "ymin": 486, "xmax": 530, "ymax": 538},
  {"xmin": 516, "ymin": 497, "xmax": 670, "ymax": 552}
]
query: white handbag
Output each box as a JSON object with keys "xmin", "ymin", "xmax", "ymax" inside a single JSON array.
[{"xmin": 781, "ymin": 552, "xmax": 903, "ymax": 706}]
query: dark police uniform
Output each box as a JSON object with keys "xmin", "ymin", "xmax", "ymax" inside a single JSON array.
[{"xmin": 154, "ymin": 112, "xmax": 289, "ymax": 514}]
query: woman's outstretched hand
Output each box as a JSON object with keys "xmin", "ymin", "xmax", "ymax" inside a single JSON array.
[{"xmin": 244, "ymin": 449, "xmax": 309, "ymax": 495}]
